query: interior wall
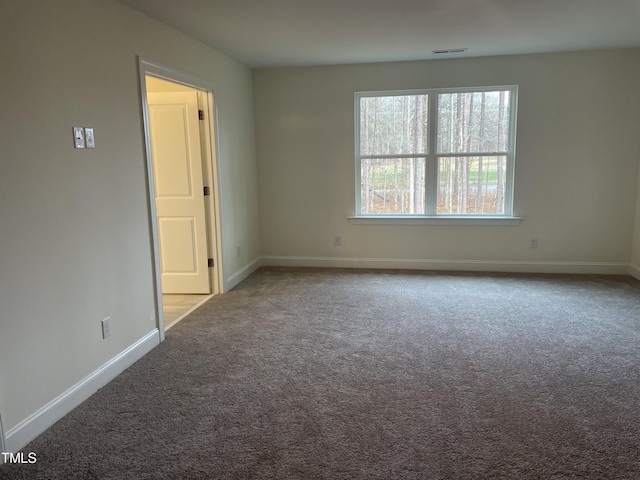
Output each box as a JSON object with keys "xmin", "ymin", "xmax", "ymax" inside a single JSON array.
[
  {"xmin": 0, "ymin": 0, "xmax": 259, "ymax": 434},
  {"xmin": 253, "ymin": 49, "xmax": 640, "ymax": 267}
]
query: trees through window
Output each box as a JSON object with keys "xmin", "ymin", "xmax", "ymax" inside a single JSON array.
[{"xmin": 356, "ymin": 86, "xmax": 517, "ymax": 216}]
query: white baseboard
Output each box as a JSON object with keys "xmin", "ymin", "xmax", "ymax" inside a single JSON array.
[
  {"xmin": 4, "ymin": 330, "xmax": 160, "ymax": 453},
  {"xmin": 261, "ymin": 256, "xmax": 631, "ymax": 275},
  {"xmin": 226, "ymin": 256, "xmax": 263, "ymax": 291},
  {"xmin": 629, "ymin": 263, "xmax": 640, "ymax": 280}
]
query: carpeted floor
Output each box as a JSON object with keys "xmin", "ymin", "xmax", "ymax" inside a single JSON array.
[{"xmin": 2, "ymin": 268, "xmax": 640, "ymax": 479}]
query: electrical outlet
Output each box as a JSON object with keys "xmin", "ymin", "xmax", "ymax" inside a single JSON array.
[
  {"xmin": 529, "ymin": 238, "xmax": 538, "ymax": 249},
  {"xmin": 101, "ymin": 317, "xmax": 111, "ymax": 339},
  {"xmin": 334, "ymin": 235, "xmax": 342, "ymax": 247}
]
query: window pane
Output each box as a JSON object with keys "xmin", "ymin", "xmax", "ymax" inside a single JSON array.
[
  {"xmin": 437, "ymin": 156, "xmax": 506, "ymax": 214},
  {"xmin": 361, "ymin": 158, "xmax": 425, "ymax": 214},
  {"xmin": 360, "ymin": 95, "xmax": 428, "ymax": 155},
  {"xmin": 437, "ymin": 91, "xmax": 510, "ymax": 154}
]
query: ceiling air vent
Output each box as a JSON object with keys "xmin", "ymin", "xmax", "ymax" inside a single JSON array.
[{"xmin": 432, "ymin": 48, "xmax": 468, "ymax": 55}]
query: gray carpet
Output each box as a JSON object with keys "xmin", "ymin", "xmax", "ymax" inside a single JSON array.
[{"xmin": 2, "ymin": 268, "xmax": 640, "ymax": 479}]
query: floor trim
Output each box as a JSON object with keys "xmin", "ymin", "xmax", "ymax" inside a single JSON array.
[
  {"xmin": 227, "ymin": 256, "xmax": 262, "ymax": 291},
  {"xmin": 261, "ymin": 256, "xmax": 630, "ymax": 275},
  {"xmin": 630, "ymin": 263, "xmax": 640, "ymax": 281},
  {"xmin": 4, "ymin": 330, "xmax": 159, "ymax": 453}
]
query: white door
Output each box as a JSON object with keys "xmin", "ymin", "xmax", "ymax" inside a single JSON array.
[{"xmin": 147, "ymin": 91, "xmax": 210, "ymax": 294}]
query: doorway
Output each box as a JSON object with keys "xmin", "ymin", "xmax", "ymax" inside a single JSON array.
[{"xmin": 139, "ymin": 59, "xmax": 224, "ymax": 339}]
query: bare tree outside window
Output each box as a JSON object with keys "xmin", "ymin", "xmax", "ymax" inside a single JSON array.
[
  {"xmin": 437, "ymin": 91, "xmax": 511, "ymax": 214},
  {"xmin": 356, "ymin": 87, "xmax": 516, "ymax": 216},
  {"xmin": 360, "ymin": 95, "xmax": 428, "ymax": 214}
]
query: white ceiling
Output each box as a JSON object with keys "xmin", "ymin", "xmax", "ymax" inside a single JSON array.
[{"xmin": 120, "ymin": 0, "xmax": 640, "ymax": 68}]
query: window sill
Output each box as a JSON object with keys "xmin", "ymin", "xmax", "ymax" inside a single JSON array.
[{"xmin": 347, "ymin": 215, "xmax": 523, "ymax": 226}]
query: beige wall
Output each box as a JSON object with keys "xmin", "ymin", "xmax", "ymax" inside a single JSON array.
[
  {"xmin": 1, "ymin": 0, "xmax": 639, "ymax": 448},
  {"xmin": 0, "ymin": 0, "xmax": 259, "ymax": 432},
  {"xmin": 253, "ymin": 50, "xmax": 640, "ymax": 266}
]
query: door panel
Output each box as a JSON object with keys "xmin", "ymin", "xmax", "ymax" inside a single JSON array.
[
  {"xmin": 148, "ymin": 92, "xmax": 210, "ymax": 294},
  {"xmin": 157, "ymin": 217, "xmax": 198, "ymax": 273}
]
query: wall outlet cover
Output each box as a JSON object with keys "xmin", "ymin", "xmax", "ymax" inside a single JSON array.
[
  {"xmin": 101, "ymin": 317, "xmax": 111, "ymax": 339},
  {"xmin": 73, "ymin": 127, "xmax": 85, "ymax": 149},
  {"xmin": 85, "ymin": 128, "xmax": 95, "ymax": 148}
]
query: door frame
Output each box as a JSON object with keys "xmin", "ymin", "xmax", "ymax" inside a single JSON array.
[
  {"xmin": 0, "ymin": 407, "xmax": 5, "ymax": 454},
  {"xmin": 138, "ymin": 57, "xmax": 225, "ymax": 341}
]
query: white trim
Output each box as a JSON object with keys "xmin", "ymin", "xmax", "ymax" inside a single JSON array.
[
  {"xmin": 0, "ymin": 406, "xmax": 5, "ymax": 457},
  {"xmin": 227, "ymin": 257, "xmax": 263, "ymax": 290},
  {"xmin": 262, "ymin": 256, "xmax": 630, "ymax": 275},
  {"xmin": 629, "ymin": 263, "xmax": 640, "ymax": 280},
  {"xmin": 198, "ymin": 90, "xmax": 225, "ymax": 295},
  {"xmin": 348, "ymin": 215, "xmax": 522, "ymax": 226},
  {"xmin": 426, "ymin": 91, "xmax": 438, "ymax": 214},
  {"xmin": 4, "ymin": 330, "xmax": 159, "ymax": 453},
  {"xmin": 138, "ymin": 60, "xmax": 165, "ymax": 341}
]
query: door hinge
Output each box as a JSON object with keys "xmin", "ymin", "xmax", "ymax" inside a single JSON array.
[
  {"xmin": 208, "ymin": 258, "xmax": 214, "ymax": 267},
  {"xmin": 203, "ymin": 186, "xmax": 210, "ymax": 196},
  {"xmin": 198, "ymin": 109, "xmax": 205, "ymax": 120}
]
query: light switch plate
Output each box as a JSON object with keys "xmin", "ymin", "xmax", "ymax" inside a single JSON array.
[
  {"xmin": 85, "ymin": 127, "xmax": 95, "ymax": 148},
  {"xmin": 73, "ymin": 127, "xmax": 85, "ymax": 149}
]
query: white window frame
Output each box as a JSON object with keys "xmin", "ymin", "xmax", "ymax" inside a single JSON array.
[{"xmin": 352, "ymin": 86, "xmax": 520, "ymax": 225}]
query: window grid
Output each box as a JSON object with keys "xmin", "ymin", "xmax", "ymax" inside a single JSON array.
[{"xmin": 356, "ymin": 86, "xmax": 517, "ymax": 217}]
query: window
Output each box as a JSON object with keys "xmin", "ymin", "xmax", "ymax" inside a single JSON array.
[{"xmin": 355, "ymin": 86, "xmax": 517, "ymax": 218}]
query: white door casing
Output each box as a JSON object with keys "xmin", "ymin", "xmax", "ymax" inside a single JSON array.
[
  {"xmin": 0, "ymin": 409, "xmax": 5, "ymax": 454},
  {"xmin": 147, "ymin": 91, "xmax": 210, "ymax": 294}
]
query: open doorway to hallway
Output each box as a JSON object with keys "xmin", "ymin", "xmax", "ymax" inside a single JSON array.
[
  {"xmin": 145, "ymin": 76, "xmax": 217, "ymax": 330},
  {"xmin": 139, "ymin": 59, "xmax": 224, "ymax": 337}
]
